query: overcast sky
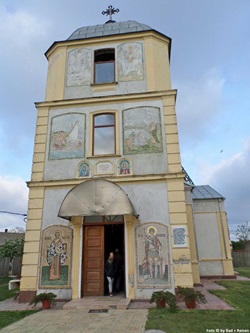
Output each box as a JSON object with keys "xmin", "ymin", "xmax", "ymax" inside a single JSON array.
[{"xmin": 0, "ymin": 0, "xmax": 249, "ymax": 239}]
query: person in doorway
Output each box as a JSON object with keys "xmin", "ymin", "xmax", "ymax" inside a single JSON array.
[
  {"xmin": 105, "ymin": 252, "xmax": 117, "ymax": 296},
  {"xmin": 114, "ymin": 248, "xmax": 123, "ymax": 292}
]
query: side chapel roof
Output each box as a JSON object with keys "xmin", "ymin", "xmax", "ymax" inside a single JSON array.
[{"xmin": 191, "ymin": 185, "xmax": 225, "ymax": 200}]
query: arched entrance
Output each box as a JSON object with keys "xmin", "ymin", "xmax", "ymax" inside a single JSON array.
[{"xmin": 58, "ymin": 179, "xmax": 138, "ymax": 298}]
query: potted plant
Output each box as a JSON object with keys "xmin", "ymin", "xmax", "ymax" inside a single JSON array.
[
  {"xmin": 150, "ymin": 290, "xmax": 177, "ymax": 311},
  {"xmin": 177, "ymin": 286, "xmax": 207, "ymax": 309},
  {"xmin": 29, "ymin": 292, "xmax": 57, "ymax": 309}
]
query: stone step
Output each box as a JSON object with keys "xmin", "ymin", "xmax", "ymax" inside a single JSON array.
[{"xmin": 63, "ymin": 296, "xmax": 131, "ymax": 310}]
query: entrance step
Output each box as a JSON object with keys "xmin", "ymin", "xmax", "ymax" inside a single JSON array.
[{"xmin": 63, "ymin": 296, "xmax": 131, "ymax": 310}]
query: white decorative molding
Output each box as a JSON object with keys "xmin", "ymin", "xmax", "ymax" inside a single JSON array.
[{"xmin": 95, "ymin": 161, "xmax": 114, "ymax": 175}]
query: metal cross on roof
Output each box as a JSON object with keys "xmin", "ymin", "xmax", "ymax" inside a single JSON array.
[{"xmin": 102, "ymin": 5, "xmax": 119, "ymax": 23}]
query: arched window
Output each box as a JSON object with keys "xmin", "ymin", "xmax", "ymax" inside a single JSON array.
[
  {"xmin": 93, "ymin": 113, "xmax": 115, "ymax": 155},
  {"xmin": 94, "ymin": 49, "xmax": 115, "ymax": 84}
]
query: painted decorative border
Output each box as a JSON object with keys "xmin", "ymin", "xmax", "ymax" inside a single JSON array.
[
  {"xmin": 39, "ymin": 225, "xmax": 73, "ymax": 289},
  {"xmin": 117, "ymin": 158, "xmax": 132, "ymax": 176},
  {"xmin": 135, "ymin": 222, "xmax": 171, "ymax": 289}
]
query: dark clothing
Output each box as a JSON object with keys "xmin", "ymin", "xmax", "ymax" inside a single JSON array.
[
  {"xmin": 114, "ymin": 252, "xmax": 123, "ymax": 291},
  {"xmin": 105, "ymin": 259, "xmax": 117, "ymax": 278},
  {"xmin": 114, "ymin": 252, "xmax": 122, "ymax": 271}
]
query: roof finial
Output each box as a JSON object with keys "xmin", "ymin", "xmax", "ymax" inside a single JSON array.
[{"xmin": 102, "ymin": 5, "xmax": 119, "ymax": 23}]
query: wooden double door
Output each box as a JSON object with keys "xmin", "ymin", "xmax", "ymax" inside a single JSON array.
[{"xmin": 82, "ymin": 223, "xmax": 124, "ymax": 297}]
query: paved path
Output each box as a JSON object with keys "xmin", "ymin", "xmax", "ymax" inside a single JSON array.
[
  {"xmin": 0, "ymin": 308, "xmax": 148, "ymax": 333},
  {"xmin": 1, "ymin": 276, "xmax": 248, "ymax": 332}
]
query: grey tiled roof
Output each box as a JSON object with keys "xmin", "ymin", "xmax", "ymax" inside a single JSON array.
[
  {"xmin": 191, "ymin": 185, "xmax": 225, "ymax": 200},
  {"xmin": 68, "ymin": 20, "xmax": 153, "ymax": 40}
]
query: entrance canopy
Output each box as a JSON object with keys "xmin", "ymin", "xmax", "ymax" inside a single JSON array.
[{"xmin": 58, "ymin": 179, "xmax": 138, "ymax": 220}]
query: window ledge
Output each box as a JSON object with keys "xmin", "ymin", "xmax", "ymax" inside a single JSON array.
[
  {"xmin": 87, "ymin": 154, "xmax": 121, "ymax": 159},
  {"xmin": 91, "ymin": 82, "xmax": 118, "ymax": 92}
]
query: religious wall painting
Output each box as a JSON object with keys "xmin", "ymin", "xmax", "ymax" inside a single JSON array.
[
  {"xmin": 123, "ymin": 107, "xmax": 163, "ymax": 155},
  {"xmin": 39, "ymin": 225, "xmax": 73, "ymax": 288},
  {"xmin": 135, "ymin": 223, "xmax": 170, "ymax": 288},
  {"xmin": 77, "ymin": 160, "xmax": 91, "ymax": 178},
  {"xmin": 66, "ymin": 48, "xmax": 92, "ymax": 86},
  {"xmin": 117, "ymin": 158, "xmax": 132, "ymax": 176},
  {"xmin": 117, "ymin": 42, "xmax": 144, "ymax": 81},
  {"xmin": 49, "ymin": 113, "xmax": 85, "ymax": 160}
]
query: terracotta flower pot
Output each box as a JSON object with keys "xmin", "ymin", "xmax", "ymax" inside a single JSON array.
[
  {"xmin": 42, "ymin": 300, "xmax": 51, "ymax": 309},
  {"xmin": 156, "ymin": 300, "xmax": 166, "ymax": 308},
  {"xmin": 185, "ymin": 300, "xmax": 196, "ymax": 309}
]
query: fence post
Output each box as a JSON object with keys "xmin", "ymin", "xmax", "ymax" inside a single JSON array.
[{"xmin": 12, "ymin": 257, "xmax": 22, "ymax": 277}]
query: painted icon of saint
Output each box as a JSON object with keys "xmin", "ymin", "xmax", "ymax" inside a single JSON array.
[
  {"xmin": 46, "ymin": 231, "xmax": 67, "ymax": 280},
  {"xmin": 143, "ymin": 227, "xmax": 164, "ymax": 279}
]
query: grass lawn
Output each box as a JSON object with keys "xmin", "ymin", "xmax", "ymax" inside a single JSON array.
[
  {"xmin": 235, "ymin": 266, "xmax": 250, "ymax": 278},
  {"xmin": 0, "ymin": 311, "xmax": 38, "ymax": 329},
  {"xmin": 145, "ymin": 280, "xmax": 250, "ymax": 333},
  {"xmin": 0, "ymin": 277, "xmax": 19, "ymax": 301},
  {"xmin": 0, "ymin": 277, "xmax": 39, "ymax": 329}
]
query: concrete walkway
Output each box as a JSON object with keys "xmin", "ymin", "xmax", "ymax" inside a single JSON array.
[
  {"xmin": 1, "ymin": 276, "xmax": 248, "ymax": 333},
  {"xmin": 0, "ymin": 308, "xmax": 149, "ymax": 333}
]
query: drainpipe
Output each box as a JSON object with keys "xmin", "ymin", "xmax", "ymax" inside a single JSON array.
[{"xmin": 218, "ymin": 199, "xmax": 228, "ymax": 259}]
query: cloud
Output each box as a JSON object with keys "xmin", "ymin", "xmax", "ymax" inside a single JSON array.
[
  {"xmin": 204, "ymin": 138, "xmax": 250, "ymax": 237},
  {"xmin": 176, "ymin": 68, "xmax": 225, "ymax": 144},
  {"xmin": 0, "ymin": 6, "xmax": 50, "ymax": 52},
  {"xmin": 0, "ymin": 176, "xmax": 28, "ymax": 232}
]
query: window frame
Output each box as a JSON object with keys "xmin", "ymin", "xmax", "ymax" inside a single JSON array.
[
  {"xmin": 94, "ymin": 48, "xmax": 115, "ymax": 84},
  {"xmin": 92, "ymin": 112, "xmax": 116, "ymax": 156}
]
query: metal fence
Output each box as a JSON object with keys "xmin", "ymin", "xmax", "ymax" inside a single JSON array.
[{"xmin": 232, "ymin": 251, "xmax": 250, "ymax": 267}]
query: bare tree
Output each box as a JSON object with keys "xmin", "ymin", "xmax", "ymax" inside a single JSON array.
[{"xmin": 235, "ymin": 221, "xmax": 250, "ymax": 242}]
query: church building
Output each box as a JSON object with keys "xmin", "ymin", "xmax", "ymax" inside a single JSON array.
[{"xmin": 19, "ymin": 8, "xmax": 234, "ymax": 302}]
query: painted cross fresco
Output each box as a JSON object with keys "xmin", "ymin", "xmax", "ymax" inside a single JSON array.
[
  {"xmin": 49, "ymin": 113, "xmax": 85, "ymax": 160},
  {"xmin": 123, "ymin": 107, "xmax": 163, "ymax": 155},
  {"xmin": 135, "ymin": 223, "xmax": 170, "ymax": 288},
  {"xmin": 39, "ymin": 225, "xmax": 72, "ymax": 288}
]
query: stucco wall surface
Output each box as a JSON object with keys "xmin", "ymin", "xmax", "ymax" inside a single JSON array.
[
  {"xmin": 194, "ymin": 213, "xmax": 222, "ymax": 260},
  {"xmin": 44, "ymin": 100, "xmax": 168, "ymax": 181}
]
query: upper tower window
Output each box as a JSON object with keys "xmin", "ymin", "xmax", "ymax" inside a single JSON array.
[{"xmin": 94, "ymin": 49, "xmax": 115, "ymax": 84}]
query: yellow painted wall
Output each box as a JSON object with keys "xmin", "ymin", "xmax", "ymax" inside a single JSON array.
[
  {"xmin": 20, "ymin": 186, "xmax": 44, "ymax": 292},
  {"xmin": 186, "ymin": 204, "xmax": 201, "ymax": 284},
  {"xmin": 144, "ymin": 35, "xmax": 171, "ymax": 91},
  {"xmin": 216, "ymin": 210, "xmax": 234, "ymax": 276},
  {"xmin": 168, "ymin": 180, "xmax": 194, "ymax": 288}
]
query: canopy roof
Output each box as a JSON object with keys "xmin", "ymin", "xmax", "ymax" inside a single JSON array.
[{"xmin": 58, "ymin": 179, "xmax": 138, "ymax": 220}]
